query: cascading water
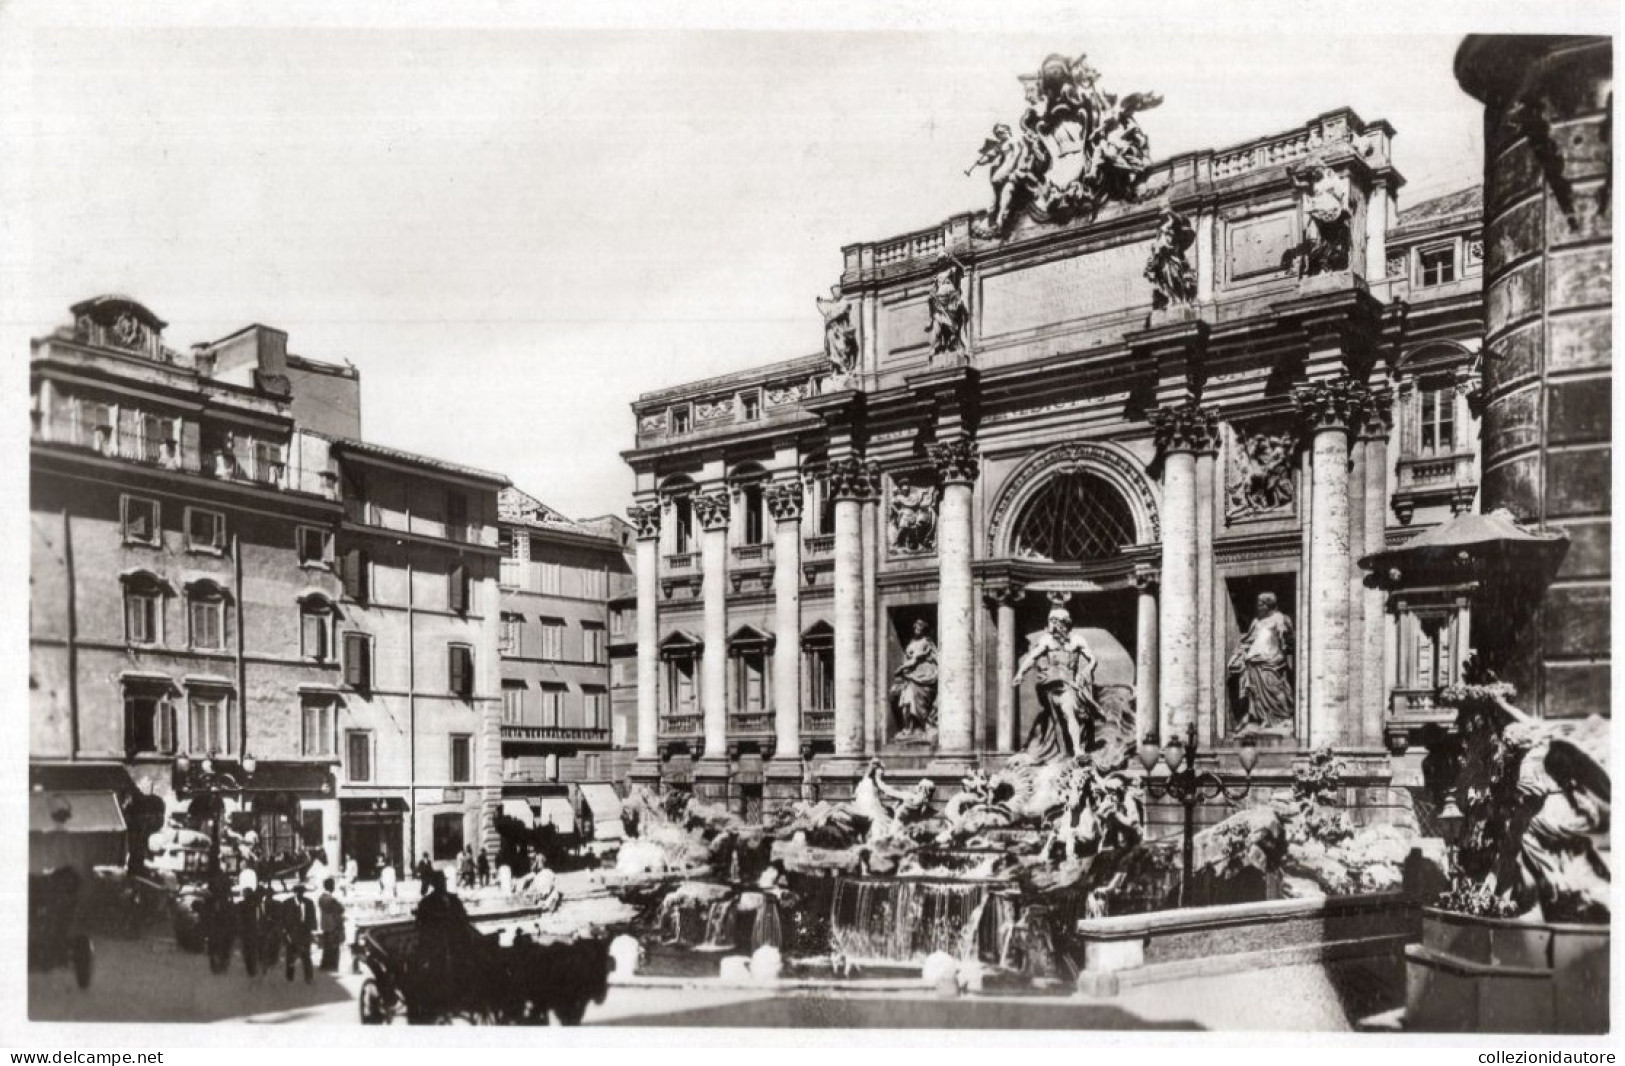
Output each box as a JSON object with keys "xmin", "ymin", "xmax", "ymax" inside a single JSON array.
[
  {"xmin": 828, "ymin": 878, "xmax": 1018, "ymax": 963},
  {"xmin": 701, "ymin": 898, "xmax": 738, "ymax": 949}
]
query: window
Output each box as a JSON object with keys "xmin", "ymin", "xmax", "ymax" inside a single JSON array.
[
  {"xmin": 450, "ymin": 735, "xmax": 472, "ymax": 784},
  {"xmin": 670, "ymin": 405, "xmax": 691, "ymax": 434},
  {"xmin": 301, "ymin": 604, "xmax": 331, "ymax": 661},
  {"xmin": 665, "ymin": 658, "xmax": 698, "ymax": 716},
  {"xmin": 297, "ymin": 526, "xmax": 333, "ymax": 567},
  {"xmin": 432, "ymin": 812, "xmax": 463, "ymax": 861},
  {"xmin": 584, "ymin": 687, "xmax": 608, "ymax": 730},
  {"xmin": 672, "ymin": 496, "xmax": 693, "ymax": 554},
  {"xmin": 123, "ymin": 685, "xmax": 175, "ymax": 756},
  {"xmin": 137, "ymin": 413, "xmax": 169, "ymax": 465},
  {"xmin": 124, "ymin": 583, "xmax": 162, "ymax": 645},
  {"xmin": 343, "ymin": 631, "xmax": 372, "ymax": 690},
  {"xmin": 537, "ymin": 562, "xmax": 562, "ymax": 595},
  {"xmin": 539, "ymin": 618, "xmax": 566, "ymax": 660},
  {"xmin": 1010, "ymin": 472, "xmax": 1135, "ymax": 563},
  {"xmin": 339, "ymin": 548, "xmax": 370, "ymax": 602},
  {"xmin": 582, "ymin": 623, "xmax": 607, "ymax": 664},
  {"xmin": 610, "ymin": 608, "xmax": 629, "ymax": 637},
  {"xmin": 187, "ymin": 689, "xmax": 234, "ymax": 755},
  {"xmin": 732, "ymin": 647, "xmax": 768, "ymax": 714},
  {"xmin": 1418, "ymin": 381, "xmax": 1457, "ymax": 456},
  {"xmin": 448, "ymin": 644, "xmax": 474, "ymax": 699},
  {"xmin": 740, "ymin": 390, "xmax": 761, "ymax": 420},
  {"xmin": 584, "ymin": 753, "xmax": 603, "ymax": 779},
  {"xmin": 499, "ymin": 613, "xmax": 523, "ymax": 655},
  {"xmin": 1420, "ymin": 246, "xmax": 1457, "ymax": 287},
  {"xmin": 579, "ymin": 567, "xmax": 608, "ymax": 600},
  {"xmin": 445, "ymin": 491, "xmax": 469, "ymax": 542},
  {"xmin": 345, "ymin": 730, "xmax": 372, "ymax": 783},
  {"xmin": 188, "ymin": 586, "xmax": 228, "ymax": 651},
  {"xmin": 742, "ymin": 482, "xmax": 765, "ymax": 545},
  {"xmin": 185, "ymin": 507, "xmax": 225, "ymax": 553},
  {"xmin": 540, "ymin": 683, "xmax": 566, "ymax": 727},
  {"xmin": 252, "ymin": 440, "xmax": 283, "ymax": 485},
  {"xmin": 803, "ymin": 627, "xmax": 835, "ymax": 712},
  {"xmin": 502, "ymin": 683, "xmax": 525, "ymax": 725},
  {"xmin": 301, "ymin": 699, "xmax": 334, "ymax": 757},
  {"xmin": 448, "ymin": 563, "xmax": 470, "ymax": 613},
  {"xmin": 122, "ymin": 496, "xmax": 160, "ymax": 546}
]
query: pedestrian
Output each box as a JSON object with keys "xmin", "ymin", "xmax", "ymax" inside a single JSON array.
[
  {"xmin": 457, "ymin": 848, "xmax": 475, "ymax": 891},
  {"xmin": 476, "ymin": 849, "xmax": 490, "ymax": 888},
  {"xmin": 282, "ymin": 883, "xmax": 316, "ymax": 984},
  {"xmin": 343, "ymin": 854, "xmax": 359, "ymax": 895},
  {"xmin": 380, "ymin": 858, "xmax": 398, "ymax": 900},
  {"xmin": 317, "ymin": 877, "xmax": 345, "ymax": 972},
  {"xmin": 415, "ymin": 852, "xmax": 434, "ymax": 896},
  {"xmin": 307, "ymin": 848, "xmax": 329, "ymax": 893},
  {"xmin": 237, "ymin": 867, "xmax": 262, "ymax": 978}
]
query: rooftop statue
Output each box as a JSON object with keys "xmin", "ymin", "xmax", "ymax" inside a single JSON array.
[
  {"xmin": 925, "ymin": 255, "xmax": 970, "ymax": 360},
  {"xmin": 816, "ymin": 284, "xmax": 859, "ymax": 386},
  {"xmin": 1144, "ymin": 206, "xmax": 1197, "ymax": 310},
  {"xmin": 1282, "ymin": 159, "xmax": 1353, "ymax": 277},
  {"xmin": 969, "ymin": 52, "xmax": 1163, "ymax": 238}
]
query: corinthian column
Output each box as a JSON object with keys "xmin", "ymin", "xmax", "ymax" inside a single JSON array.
[
  {"xmin": 627, "ymin": 502, "xmax": 662, "ymax": 776},
  {"xmin": 765, "ymin": 479, "xmax": 804, "ymax": 760},
  {"xmin": 1292, "ymin": 378, "xmax": 1368, "ymax": 747},
  {"xmin": 930, "ymin": 436, "xmax": 979, "ymax": 755},
  {"xmin": 1133, "ymin": 566, "xmax": 1160, "ymax": 746},
  {"xmin": 984, "ymin": 584, "xmax": 1024, "ymax": 754},
  {"xmin": 828, "ymin": 456, "xmax": 875, "ymax": 757},
  {"xmin": 1358, "ymin": 390, "xmax": 1393, "ymax": 742},
  {"xmin": 1151, "ymin": 402, "xmax": 1217, "ymax": 738},
  {"xmin": 693, "ymin": 489, "xmax": 731, "ymax": 761}
]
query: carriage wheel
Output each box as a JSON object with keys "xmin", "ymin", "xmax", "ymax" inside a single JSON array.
[
  {"xmin": 359, "ymin": 980, "xmax": 388, "ymax": 1025},
  {"xmin": 72, "ymin": 937, "xmax": 94, "ymax": 990},
  {"xmin": 553, "ymin": 999, "xmax": 588, "ymax": 1026}
]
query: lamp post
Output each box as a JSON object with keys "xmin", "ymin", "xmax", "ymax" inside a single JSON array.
[
  {"xmin": 1138, "ymin": 723, "xmax": 1258, "ymax": 907},
  {"xmin": 173, "ymin": 753, "xmax": 257, "ymax": 878}
]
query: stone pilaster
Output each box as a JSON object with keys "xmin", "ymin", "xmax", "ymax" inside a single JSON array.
[
  {"xmin": 930, "ymin": 436, "xmax": 979, "ymax": 755},
  {"xmin": 1292, "ymin": 377, "xmax": 1369, "ymax": 746},
  {"xmin": 861, "ymin": 492, "xmax": 880, "ymax": 754},
  {"xmin": 827, "ymin": 455, "xmax": 877, "ymax": 758},
  {"xmin": 984, "ymin": 583, "xmax": 1025, "ymax": 754},
  {"xmin": 1151, "ymin": 401, "xmax": 1217, "ymax": 738},
  {"xmin": 694, "ymin": 489, "xmax": 731, "ymax": 763},
  {"xmin": 628, "ymin": 502, "xmax": 662, "ymax": 781},
  {"xmin": 1194, "ymin": 444, "xmax": 1217, "ymax": 742},
  {"xmin": 1133, "ymin": 565, "xmax": 1160, "ymax": 746},
  {"xmin": 765, "ymin": 479, "xmax": 804, "ymax": 765},
  {"xmin": 1358, "ymin": 390, "xmax": 1393, "ymax": 741}
]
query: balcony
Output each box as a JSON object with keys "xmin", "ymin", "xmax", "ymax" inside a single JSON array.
[
  {"xmin": 658, "ymin": 714, "xmax": 702, "ymax": 737},
  {"xmin": 731, "ymin": 544, "xmax": 772, "ymax": 566},
  {"xmin": 801, "ymin": 710, "xmax": 835, "ymax": 735},
  {"xmin": 32, "ymin": 414, "xmax": 339, "ymax": 499},
  {"xmin": 1393, "ymin": 451, "xmax": 1477, "ymax": 523},
  {"xmin": 664, "ymin": 552, "xmax": 698, "ymax": 571},
  {"xmin": 728, "ymin": 712, "xmax": 775, "ymax": 737},
  {"xmin": 803, "ymin": 534, "xmax": 835, "ymax": 557},
  {"xmin": 500, "ymin": 724, "xmax": 611, "ymax": 748}
]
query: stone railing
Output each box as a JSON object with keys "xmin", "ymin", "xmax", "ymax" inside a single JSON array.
[
  {"xmin": 803, "ymin": 534, "xmax": 835, "ymax": 557},
  {"xmin": 659, "ymin": 714, "xmax": 703, "ymax": 736},
  {"xmin": 664, "ymin": 552, "xmax": 698, "ymax": 571},
  {"xmin": 875, "ymin": 227, "xmax": 946, "ymax": 268},
  {"xmin": 1397, "ymin": 452, "xmax": 1475, "ymax": 492},
  {"xmin": 731, "ymin": 544, "xmax": 772, "ymax": 566},
  {"xmin": 499, "ymin": 725, "xmax": 611, "ymax": 745},
  {"xmin": 728, "ymin": 713, "xmax": 775, "ymax": 736},
  {"xmin": 801, "ymin": 710, "xmax": 835, "ymax": 735}
]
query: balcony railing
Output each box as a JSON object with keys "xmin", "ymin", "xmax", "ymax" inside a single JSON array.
[
  {"xmin": 659, "ymin": 714, "xmax": 702, "ymax": 736},
  {"xmin": 500, "ymin": 724, "xmax": 611, "ymax": 745},
  {"xmin": 803, "ymin": 534, "xmax": 835, "ymax": 557},
  {"xmin": 664, "ymin": 552, "xmax": 698, "ymax": 571},
  {"xmin": 801, "ymin": 710, "xmax": 835, "ymax": 734},
  {"xmin": 732, "ymin": 544, "xmax": 772, "ymax": 566},
  {"xmin": 728, "ymin": 712, "xmax": 775, "ymax": 735},
  {"xmin": 1397, "ymin": 451, "xmax": 1475, "ymax": 490}
]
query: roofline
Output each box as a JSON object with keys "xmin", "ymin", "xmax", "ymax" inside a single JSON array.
[{"xmin": 322, "ymin": 435, "xmax": 510, "ymax": 486}]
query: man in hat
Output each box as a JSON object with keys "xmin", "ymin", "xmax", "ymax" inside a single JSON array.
[
  {"xmin": 1011, "ymin": 605, "xmax": 1099, "ymax": 760},
  {"xmin": 282, "ymin": 883, "xmax": 316, "ymax": 983},
  {"xmin": 316, "ymin": 877, "xmax": 346, "ymax": 972}
]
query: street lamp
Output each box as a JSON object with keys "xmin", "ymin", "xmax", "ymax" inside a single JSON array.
[{"xmin": 1138, "ymin": 722, "xmax": 1258, "ymax": 907}]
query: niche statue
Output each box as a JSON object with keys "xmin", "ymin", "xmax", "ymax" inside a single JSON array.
[
  {"xmin": 1227, "ymin": 592, "xmax": 1295, "ymax": 731},
  {"xmin": 890, "ymin": 619, "xmax": 939, "ymax": 738}
]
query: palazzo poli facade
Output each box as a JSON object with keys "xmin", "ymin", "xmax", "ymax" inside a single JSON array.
[{"xmin": 624, "ymin": 57, "xmax": 1488, "ymax": 821}]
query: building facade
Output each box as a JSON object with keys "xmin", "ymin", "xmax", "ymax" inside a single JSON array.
[
  {"xmin": 623, "ymin": 76, "xmax": 1494, "ymax": 822},
  {"xmin": 30, "ymin": 296, "xmax": 508, "ymax": 876},
  {"xmin": 496, "ymin": 488, "xmax": 634, "ymax": 838}
]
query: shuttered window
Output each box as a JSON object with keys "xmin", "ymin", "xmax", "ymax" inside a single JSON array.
[
  {"xmin": 448, "ymin": 563, "xmax": 469, "ymax": 613},
  {"xmin": 340, "ymin": 548, "xmax": 370, "ymax": 602},
  {"xmin": 343, "ymin": 631, "xmax": 372, "ymax": 690},
  {"xmin": 448, "ymin": 644, "xmax": 474, "ymax": 699}
]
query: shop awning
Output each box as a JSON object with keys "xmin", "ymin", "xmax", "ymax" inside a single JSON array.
[
  {"xmin": 29, "ymin": 763, "xmax": 137, "ymax": 795},
  {"xmin": 242, "ymin": 762, "xmax": 337, "ymax": 795},
  {"xmin": 537, "ymin": 796, "xmax": 576, "ymax": 834},
  {"xmin": 500, "ymin": 798, "xmax": 537, "ymax": 827},
  {"xmin": 579, "ymin": 783, "xmax": 625, "ymax": 841},
  {"xmin": 30, "ymin": 791, "xmax": 128, "ymax": 834}
]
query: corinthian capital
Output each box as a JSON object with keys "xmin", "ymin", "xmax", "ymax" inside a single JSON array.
[
  {"xmin": 626, "ymin": 502, "xmax": 661, "ymax": 540},
  {"xmin": 764, "ymin": 478, "xmax": 804, "ymax": 522},
  {"xmin": 928, "ymin": 436, "xmax": 980, "ymax": 485},
  {"xmin": 1151, "ymin": 401, "xmax": 1220, "ymax": 455},
  {"xmin": 1357, "ymin": 386, "xmax": 1394, "ymax": 441},
  {"xmin": 827, "ymin": 455, "xmax": 879, "ymax": 501},
  {"xmin": 693, "ymin": 490, "xmax": 731, "ymax": 531},
  {"xmin": 1293, "ymin": 376, "xmax": 1371, "ymax": 434}
]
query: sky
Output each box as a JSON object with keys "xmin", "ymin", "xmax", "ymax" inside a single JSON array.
[{"xmin": 3, "ymin": 11, "xmax": 1510, "ymax": 519}]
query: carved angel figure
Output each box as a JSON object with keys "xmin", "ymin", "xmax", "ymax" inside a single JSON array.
[
  {"xmin": 887, "ymin": 475, "xmax": 939, "ymax": 554},
  {"xmin": 816, "ymin": 284, "xmax": 859, "ymax": 381},
  {"xmin": 1283, "ymin": 161, "xmax": 1353, "ymax": 277},
  {"xmin": 1144, "ymin": 206, "xmax": 1197, "ymax": 310},
  {"xmin": 925, "ymin": 256, "xmax": 971, "ymax": 359},
  {"xmin": 969, "ymin": 124, "xmax": 1046, "ymax": 238},
  {"xmin": 1226, "ymin": 429, "xmax": 1295, "ymax": 517},
  {"xmin": 1088, "ymin": 91, "xmax": 1162, "ymax": 202}
]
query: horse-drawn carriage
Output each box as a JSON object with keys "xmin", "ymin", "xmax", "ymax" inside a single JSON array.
[{"xmin": 355, "ymin": 916, "xmax": 609, "ymax": 1026}]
